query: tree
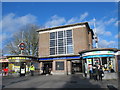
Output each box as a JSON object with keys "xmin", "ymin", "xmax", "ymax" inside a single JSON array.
[{"xmin": 5, "ymin": 24, "xmax": 40, "ymax": 56}]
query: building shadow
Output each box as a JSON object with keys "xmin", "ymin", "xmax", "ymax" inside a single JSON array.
[{"xmin": 60, "ymin": 74, "xmax": 102, "ymax": 89}]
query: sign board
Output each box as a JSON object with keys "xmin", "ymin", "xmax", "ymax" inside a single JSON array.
[
  {"xmin": 82, "ymin": 51, "xmax": 115, "ymax": 56},
  {"xmin": 83, "ymin": 55, "xmax": 114, "ymax": 59},
  {"xmin": 87, "ymin": 59, "xmax": 92, "ymax": 64},
  {"xmin": 21, "ymin": 69, "xmax": 25, "ymax": 74},
  {"xmin": 19, "ymin": 43, "xmax": 25, "ymax": 50},
  {"xmin": 0, "ymin": 59, "xmax": 9, "ymax": 62}
]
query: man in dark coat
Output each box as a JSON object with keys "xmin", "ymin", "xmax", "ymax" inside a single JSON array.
[
  {"xmin": 45, "ymin": 65, "xmax": 49, "ymax": 76},
  {"xmin": 93, "ymin": 65, "xmax": 99, "ymax": 81},
  {"xmin": 98, "ymin": 67, "xmax": 104, "ymax": 81}
]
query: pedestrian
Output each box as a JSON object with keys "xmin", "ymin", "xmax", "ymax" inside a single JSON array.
[
  {"xmin": 98, "ymin": 67, "xmax": 104, "ymax": 81},
  {"xmin": 3, "ymin": 67, "xmax": 9, "ymax": 76},
  {"xmin": 93, "ymin": 65, "xmax": 99, "ymax": 81},
  {"xmin": 49, "ymin": 68, "xmax": 52, "ymax": 75},
  {"xmin": 29, "ymin": 64, "xmax": 35, "ymax": 76},
  {"xmin": 89, "ymin": 65, "xmax": 93, "ymax": 79},
  {"xmin": 45, "ymin": 65, "xmax": 49, "ymax": 76}
]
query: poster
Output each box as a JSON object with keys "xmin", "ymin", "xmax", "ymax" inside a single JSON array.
[{"xmin": 87, "ymin": 59, "xmax": 92, "ymax": 64}]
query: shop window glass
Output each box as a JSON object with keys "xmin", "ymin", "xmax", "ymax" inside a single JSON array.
[{"xmin": 56, "ymin": 61, "xmax": 64, "ymax": 70}]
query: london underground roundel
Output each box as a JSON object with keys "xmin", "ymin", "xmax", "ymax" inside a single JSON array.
[{"xmin": 19, "ymin": 43, "xmax": 25, "ymax": 50}]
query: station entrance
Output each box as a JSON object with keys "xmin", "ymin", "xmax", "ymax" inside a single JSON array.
[
  {"xmin": 42, "ymin": 61, "xmax": 52, "ymax": 74},
  {"xmin": 71, "ymin": 60, "xmax": 82, "ymax": 74}
]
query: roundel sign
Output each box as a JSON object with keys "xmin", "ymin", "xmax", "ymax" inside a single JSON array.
[{"xmin": 19, "ymin": 43, "xmax": 25, "ymax": 50}]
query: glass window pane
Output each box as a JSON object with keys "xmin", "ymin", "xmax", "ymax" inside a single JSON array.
[
  {"xmin": 50, "ymin": 40, "xmax": 55, "ymax": 47},
  {"xmin": 58, "ymin": 39, "xmax": 63, "ymax": 46},
  {"xmin": 58, "ymin": 47, "xmax": 64, "ymax": 54},
  {"xmin": 67, "ymin": 46, "xmax": 73, "ymax": 54},
  {"xmin": 67, "ymin": 38, "xmax": 72, "ymax": 45},
  {"xmin": 50, "ymin": 48, "xmax": 55, "ymax": 55},
  {"xmin": 50, "ymin": 32, "xmax": 55, "ymax": 39},
  {"xmin": 66, "ymin": 30, "xmax": 72, "ymax": 37},
  {"xmin": 56, "ymin": 61, "xmax": 64, "ymax": 70},
  {"xmin": 56, "ymin": 47, "xmax": 57, "ymax": 54},
  {"xmin": 58, "ymin": 31, "xmax": 63, "ymax": 38}
]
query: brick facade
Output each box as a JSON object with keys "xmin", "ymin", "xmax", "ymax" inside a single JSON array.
[{"xmin": 37, "ymin": 22, "xmax": 94, "ymax": 75}]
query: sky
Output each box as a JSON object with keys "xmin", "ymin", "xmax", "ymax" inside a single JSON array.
[{"xmin": 1, "ymin": 2, "xmax": 119, "ymax": 53}]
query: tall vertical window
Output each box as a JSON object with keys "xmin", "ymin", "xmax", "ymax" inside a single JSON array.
[{"xmin": 50, "ymin": 30, "xmax": 73, "ymax": 55}]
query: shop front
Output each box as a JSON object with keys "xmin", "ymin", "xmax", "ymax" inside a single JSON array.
[
  {"xmin": 0, "ymin": 56, "xmax": 9, "ymax": 76},
  {"xmin": 7, "ymin": 56, "xmax": 38, "ymax": 76},
  {"xmin": 79, "ymin": 48, "xmax": 119, "ymax": 79}
]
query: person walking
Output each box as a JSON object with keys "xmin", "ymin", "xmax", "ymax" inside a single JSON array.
[
  {"xmin": 29, "ymin": 64, "xmax": 35, "ymax": 76},
  {"xmin": 98, "ymin": 67, "xmax": 104, "ymax": 81},
  {"xmin": 3, "ymin": 67, "xmax": 9, "ymax": 76},
  {"xmin": 45, "ymin": 65, "xmax": 49, "ymax": 76},
  {"xmin": 93, "ymin": 65, "xmax": 99, "ymax": 81},
  {"xmin": 89, "ymin": 65, "xmax": 93, "ymax": 79}
]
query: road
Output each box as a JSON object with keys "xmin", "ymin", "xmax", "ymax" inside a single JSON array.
[{"xmin": 1, "ymin": 74, "xmax": 118, "ymax": 89}]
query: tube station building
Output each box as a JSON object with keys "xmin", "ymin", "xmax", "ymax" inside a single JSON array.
[{"xmin": 36, "ymin": 22, "xmax": 94, "ymax": 75}]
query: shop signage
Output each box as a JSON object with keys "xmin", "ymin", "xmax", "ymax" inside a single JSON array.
[
  {"xmin": 0, "ymin": 59, "xmax": 9, "ymax": 62},
  {"xmin": 82, "ymin": 51, "xmax": 115, "ymax": 56},
  {"xmin": 83, "ymin": 55, "xmax": 114, "ymax": 59},
  {"xmin": 9, "ymin": 57, "xmax": 31, "ymax": 60},
  {"xmin": 87, "ymin": 59, "xmax": 92, "ymax": 64},
  {"xmin": 39, "ymin": 56, "xmax": 80, "ymax": 61}
]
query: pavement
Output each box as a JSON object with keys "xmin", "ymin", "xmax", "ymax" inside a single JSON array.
[{"xmin": 1, "ymin": 73, "xmax": 119, "ymax": 89}]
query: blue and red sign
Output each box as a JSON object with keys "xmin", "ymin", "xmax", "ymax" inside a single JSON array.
[{"xmin": 19, "ymin": 43, "xmax": 25, "ymax": 50}]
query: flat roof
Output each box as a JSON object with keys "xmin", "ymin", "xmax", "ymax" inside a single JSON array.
[
  {"xmin": 79, "ymin": 48, "xmax": 119, "ymax": 54},
  {"xmin": 36, "ymin": 22, "xmax": 91, "ymax": 32}
]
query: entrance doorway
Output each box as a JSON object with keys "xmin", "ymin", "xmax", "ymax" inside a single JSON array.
[
  {"xmin": 72, "ymin": 60, "xmax": 82, "ymax": 74},
  {"xmin": 42, "ymin": 61, "xmax": 52, "ymax": 74}
]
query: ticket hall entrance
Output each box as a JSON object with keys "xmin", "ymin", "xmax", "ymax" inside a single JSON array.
[{"xmin": 71, "ymin": 60, "xmax": 82, "ymax": 74}]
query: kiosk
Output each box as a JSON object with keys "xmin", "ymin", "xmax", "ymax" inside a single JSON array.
[{"xmin": 79, "ymin": 48, "xmax": 119, "ymax": 79}]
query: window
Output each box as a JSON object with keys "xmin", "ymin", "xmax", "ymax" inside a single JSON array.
[
  {"xmin": 58, "ymin": 47, "xmax": 64, "ymax": 54},
  {"xmin": 67, "ymin": 46, "xmax": 73, "ymax": 54},
  {"xmin": 56, "ymin": 61, "xmax": 64, "ymax": 70},
  {"xmin": 50, "ymin": 30, "xmax": 73, "ymax": 55},
  {"xmin": 50, "ymin": 40, "xmax": 55, "ymax": 47},
  {"xmin": 50, "ymin": 48, "xmax": 55, "ymax": 55},
  {"xmin": 50, "ymin": 32, "xmax": 55, "ymax": 39}
]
